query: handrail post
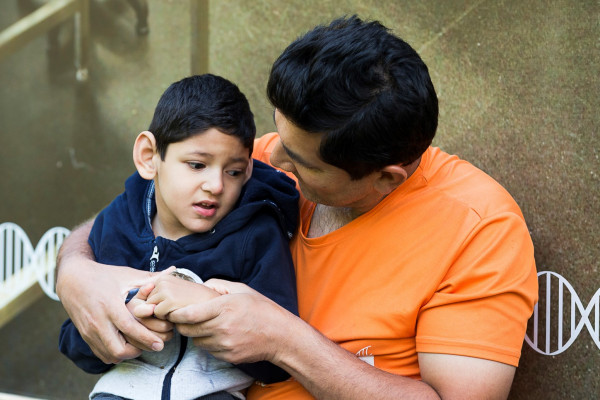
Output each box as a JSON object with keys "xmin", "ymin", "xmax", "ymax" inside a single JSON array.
[
  {"xmin": 74, "ymin": 0, "xmax": 90, "ymax": 81},
  {"xmin": 191, "ymin": 0, "xmax": 209, "ymax": 75}
]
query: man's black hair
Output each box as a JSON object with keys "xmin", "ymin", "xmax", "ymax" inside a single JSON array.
[
  {"xmin": 149, "ymin": 74, "xmax": 255, "ymax": 158},
  {"xmin": 267, "ymin": 15, "xmax": 438, "ymax": 179}
]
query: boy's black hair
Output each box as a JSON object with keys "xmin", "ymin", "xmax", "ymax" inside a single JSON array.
[
  {"xmin": 149, "ymin": 74, "xmax": 255, "ymax": 158},
  {"xmin": 267, "ymin": 15, "xmax": 438, "ymax": 179}
]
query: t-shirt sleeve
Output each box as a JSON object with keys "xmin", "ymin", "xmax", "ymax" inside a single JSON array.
[
  {"xmin": 253, "ymin": 132, "xmax": 300, "ymax": 190},
  {"xmin": 253, "ymin": 132, "xmax": 280, "ymax": 165},
  {"xmin": 416, "ymin": 211, "xmax": 538, "ymax": 366}
]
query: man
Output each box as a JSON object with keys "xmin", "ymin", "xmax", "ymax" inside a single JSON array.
[{"xmin": 57, "ymin": 16, "xmax": 537, "ymax": 399}]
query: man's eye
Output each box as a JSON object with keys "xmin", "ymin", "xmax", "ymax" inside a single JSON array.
[{"xmin": 188, "ymin": 162, "xmax": 205, "ymax": 170}]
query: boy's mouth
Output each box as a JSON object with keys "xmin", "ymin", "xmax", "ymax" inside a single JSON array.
[{"xmin": 193, "ymin": 201, "xmax": 218, "ymax": 217}]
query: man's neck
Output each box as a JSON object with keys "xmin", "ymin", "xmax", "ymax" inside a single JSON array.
[
  {"xmin": 306, "ymin": 156, "xmax": 423, "ymax": 238},
  {"xmin": 307, "ymin": 204, "xmax": 356, "ymax": 238}
]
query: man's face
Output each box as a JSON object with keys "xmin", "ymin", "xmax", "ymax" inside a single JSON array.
[
  {"xmin": 152, "ymin": 128, "xmax": 251, "ymax": 240},
  {"xmin": 270, "ymin": 110, "xmax": 384, "ymax": 215}
]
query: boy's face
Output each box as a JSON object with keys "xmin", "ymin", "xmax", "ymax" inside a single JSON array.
[{"xmin": 152, "ymin": 128, "xmax": 252, "ymax": 240}]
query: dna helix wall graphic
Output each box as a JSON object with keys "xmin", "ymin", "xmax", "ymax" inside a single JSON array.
[
  {"xmin": 525, "ymin": 271, "xmax": 600, "ymax": 355},
  {"xmin": 1, "ymin": 222, "xmax": 598, "ymax": 355},
  {"xmin": 0, "ymin": 222, "xmax": 69, "ymax": 306}
]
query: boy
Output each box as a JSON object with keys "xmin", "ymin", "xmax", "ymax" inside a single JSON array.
[{"xmin": 58, "ymin": 74, "xmax": 299, "ymax": 400}]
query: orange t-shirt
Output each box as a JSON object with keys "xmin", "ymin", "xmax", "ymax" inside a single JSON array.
[{"xmin": 248, "ymin": 133, "xmax": 538, "ymax": 400}]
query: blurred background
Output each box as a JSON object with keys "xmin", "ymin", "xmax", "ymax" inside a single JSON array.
[{"xmin": 0, "ymin": 0, "xmax": 598, "ymax": 398}]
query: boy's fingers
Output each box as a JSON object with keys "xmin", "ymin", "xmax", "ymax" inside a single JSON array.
[
  {"xmin": 134, "ymin": 283, "xmax": 155, "ymax": 301},
  {"xmin": 203, "ymin": 279, "xmax": 256, "ymax": 295},
  {"xmin": 153, "ymin": 301, "xmax": 178, "ymax": 320},
  {"xmin": 132, "ymin": 303, "xmax": 156, "ymax": 318}
]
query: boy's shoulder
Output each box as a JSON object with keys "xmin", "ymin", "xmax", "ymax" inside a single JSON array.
[{"xmin": 245, "ymin": 159, "xmax": 298, "ymax": 199}]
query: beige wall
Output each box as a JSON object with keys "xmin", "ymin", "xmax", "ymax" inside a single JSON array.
[
  {"xmin": 209, "ymin": 4, "xmax": 600, "ymax": 396},
  {"xmin": 209, "ymin": 0, "xmax": 600, "ymax": 399},
  {"xmin": 0, "ymin": 1, "xmax": 597, "ymax": 398}
]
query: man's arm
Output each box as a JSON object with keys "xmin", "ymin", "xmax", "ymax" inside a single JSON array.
[
  {"xmin": 279, "ymin": 319, "xmax": 515, "ymax": 400},
  {"xmin": 169, "ymin": 282, "xmax": 515, "ymax": 400},
  {"xmin": 419, "ymin": 353, "xmax": 515, "ymax": 399},
  {"xmin": 55, "ymin": 219, "xmax": 167, "ymax": 364}
]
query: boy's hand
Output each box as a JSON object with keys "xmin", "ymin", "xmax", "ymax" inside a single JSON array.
[
  {"xmin": 147, "ymin": 274, "xmax": 220, "ymax": 320},
  {"xmin": 126, "ymin": 283, "xmax": 174, "ymax": 345}
]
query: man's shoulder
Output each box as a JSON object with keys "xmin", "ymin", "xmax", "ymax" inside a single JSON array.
[{"xmin": 422, "ymin": 147, "xmax": 523, "ymax": 219}]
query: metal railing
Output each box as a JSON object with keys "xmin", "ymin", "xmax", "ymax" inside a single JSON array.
[
  {"xmin": 0, "ymin": 223, "xmax": 67, "ymax": 329},
  {"xmin": 0, "ymin": 0, "xmax": 90, "ymax": 81}
]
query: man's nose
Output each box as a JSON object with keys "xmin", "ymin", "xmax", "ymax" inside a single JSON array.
[{"xmin": 270, "ymin": 140, "xmax": 295, "ymax": 173}]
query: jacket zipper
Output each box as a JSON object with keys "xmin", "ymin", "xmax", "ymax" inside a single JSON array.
[
  {"xmin": 149, "ymin": 240, "xmax": 159, "ymax": 272},
  {"xmin": 161, "ymin": 335, "xmax": 187, "ymax": 400},
  {"xmin": 146, "ymin": 181, "xmax": 160, "ymax": 273}
]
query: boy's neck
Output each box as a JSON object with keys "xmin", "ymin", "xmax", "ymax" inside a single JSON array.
[{"xmin": 151, "ymin": 214, "xmax": 186, "ymax": 241}]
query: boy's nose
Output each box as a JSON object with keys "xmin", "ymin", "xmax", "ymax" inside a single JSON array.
[{"xmin": 201, "ymin": 171, "xmax": 224, "ymax": 194}]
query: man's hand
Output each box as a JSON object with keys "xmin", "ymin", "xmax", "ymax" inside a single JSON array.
[
  {"xmin": 55, "ymin": 220, "xmax": 172, "ymax": 364},
  {"xmin": 166, "ymin": 280, "xmax": 289, "ymax": 364}
]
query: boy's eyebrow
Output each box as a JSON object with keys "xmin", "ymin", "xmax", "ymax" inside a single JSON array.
[
  {"xmin": 188, "ymin": 151, "xmax": 248, "ymax": 164},
  {"xmin": 228, "ymin": 156, "xmax": 250, "ymax": 164}
]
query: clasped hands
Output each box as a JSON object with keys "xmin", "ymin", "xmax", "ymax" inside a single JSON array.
[
  {"xmin": 125, "ymin": 267, "xmax": 222, "ymax": 345},
  {"xmin": 122, "ymin": 267, "xmax": 281, "ymax": 365}
]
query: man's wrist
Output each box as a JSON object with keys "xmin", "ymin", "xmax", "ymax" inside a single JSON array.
[{"xmin": 267, "ymin": 308, "xmax": 311, "ymax": 366}]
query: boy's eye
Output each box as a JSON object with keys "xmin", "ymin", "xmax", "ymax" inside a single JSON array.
[
  {"xmin": 226, "ymin": 170, "xmax": 243, "ymax": 177},
  {"xmin": 187, "ymin": 162, "xmax": 206, "ymax": 170}
]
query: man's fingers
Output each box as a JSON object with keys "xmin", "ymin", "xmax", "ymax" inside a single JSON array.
[
  {"xmin": 154, "ymin": 330, "xmax": 174, "ymax": 343},
  {"xmin": 86, "ymin": 322, "xmax": 142, "ymax": 364},
  {"xmin": 167, "ymin": 298, "xmax": 222, "ymax": 325},
  {"xmin": 139, "ymin": 316, "xmax": 174, "ymax": 334},
  {"xmin": 122, "ymin": 334, "xmax": 153, "ymax": 356},
  {"xmin": 114, "ymin": 312, "xmax": 164, "ymax": 352}
]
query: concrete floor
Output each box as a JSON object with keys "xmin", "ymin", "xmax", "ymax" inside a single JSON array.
[{"xmin": 0, "ymin": 1, "xmax": 598, "ymax": 399}]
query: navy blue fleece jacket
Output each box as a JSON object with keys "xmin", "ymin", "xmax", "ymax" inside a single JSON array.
[{"xmin": 59, "ymin": 159, "xmax": 299, "ymax": 384}]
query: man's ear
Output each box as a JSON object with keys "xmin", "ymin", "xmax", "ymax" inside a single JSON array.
[
  {"xmin": 133, "ymin": 131, "xmax": 158, "ymax": 180},
  {"xmin": 373, "ymin": 165, "xmax": 409, "ymax": 196}
]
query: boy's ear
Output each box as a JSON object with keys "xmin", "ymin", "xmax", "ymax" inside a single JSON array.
[
  {"xmin": 373, "ymin": 164, "xmax": 409, "ymax": 196},
  {"xmin": 243, "ymin": 158, "xmax": 254, "ymax": 184},
  {"xmin": 133, "ymin": 131, "xmax": 159, "ymax": 180}
]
